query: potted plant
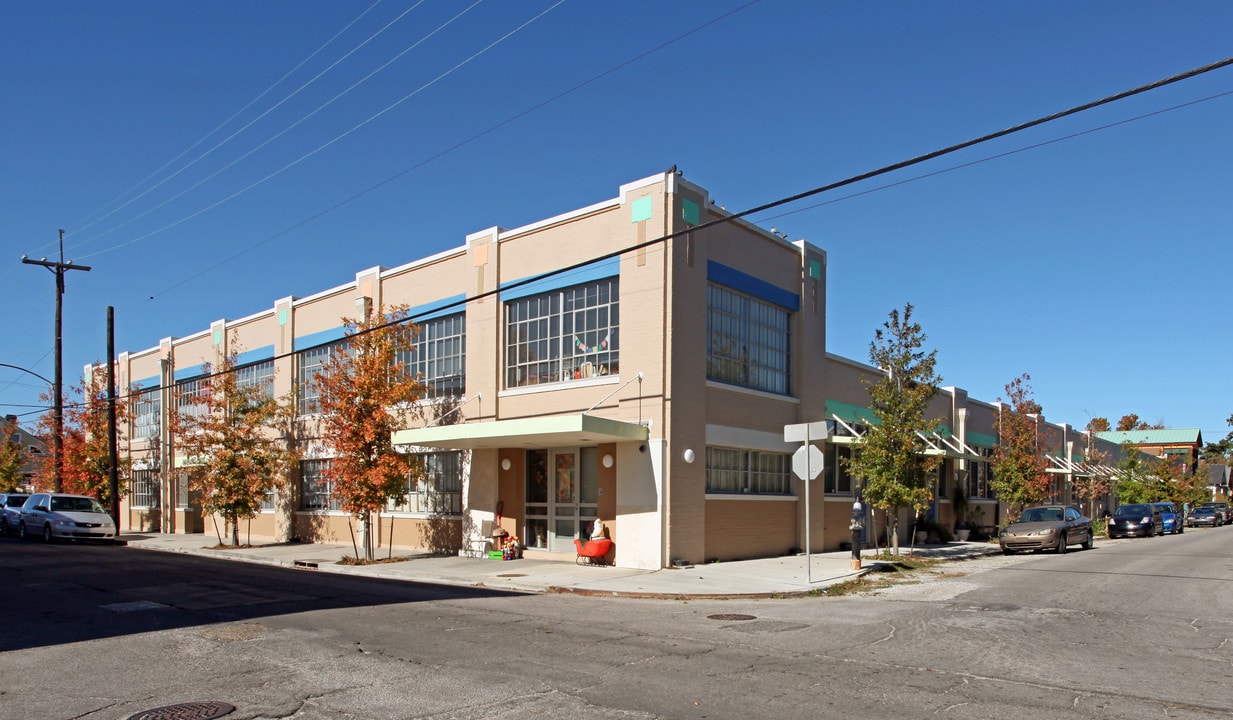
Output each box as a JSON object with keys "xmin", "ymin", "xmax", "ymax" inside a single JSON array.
[{"xmin": 952, "ymin": 484, "xmax": 971, "ymax": 541}]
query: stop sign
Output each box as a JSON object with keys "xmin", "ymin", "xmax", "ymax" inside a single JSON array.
[{"xmin": 792, "ymin": 444, "xmax": 824, "ymax": 480}]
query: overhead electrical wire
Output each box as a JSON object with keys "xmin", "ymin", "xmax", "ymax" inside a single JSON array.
[
  {"xmin": 80, "ymin": 0, "xmax": 562, "ymax": 262},
  {"xmin": 54, "ymin": 1, "xmax": 388, "ymax": 251},
  {"xmin": 67, "ymin": 0, "xmax": 438, "ymax": 253},
  {"xmin": 132, "ymin": 0, "xmax": 764, "ymax": 303},
  {"xmin": 111, "ymin": 55, "xmax": 1233, "ymax": 402}
]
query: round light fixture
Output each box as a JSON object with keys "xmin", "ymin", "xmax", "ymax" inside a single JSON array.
[
  {"xmin": 501, "ymin": 458, "xmax": 511, "ymax": 471},
  {"xmin": 683, "ymin": 449, "xmax": 695, "ymax": 464},
  {"xmin": 602, "ymin": 454, "xmax": 614, "ymax": 468}
]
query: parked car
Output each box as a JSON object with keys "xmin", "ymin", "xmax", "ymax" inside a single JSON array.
[
  {"xmin": 0, "ymin": 492, "xmax": 30, "ymax": 537},
  {"xmin": 999, "ymin": 505, "xmax": 1093, "ymax": 554},
  {"xmin": 1107, "ymin": 503, "xmax": 1165, "ymax": 538},
  {"xmin": 1153, "ymin": 502, "xmax": 1184, "ymax": 535},
  {"xmin": 17, "ymin": 492, "xmax": 117, "ymax": 542},
  {"xmin": 1187, "ymin": 506, "xmax": 1223, "ymax": 528},
  {"xmin": 1198, "ymin": 502, "xmax": 1232, "ymax": 524}
]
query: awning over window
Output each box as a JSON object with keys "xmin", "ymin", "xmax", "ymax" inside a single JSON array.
[{"xmin": 392, "ymin": 414, "xmax": 649, "ymax": 451}]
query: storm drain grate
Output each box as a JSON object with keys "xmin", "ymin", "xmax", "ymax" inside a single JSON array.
[
  {"xmin": 707, "ymin": 613, "xmax": 756, "ymax": 621},
  {"xmin": 127, "ymin": 701, "xmax": 235, "ymax": 720}
]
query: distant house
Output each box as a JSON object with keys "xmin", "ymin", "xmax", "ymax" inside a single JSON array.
[
  {"xmin": 1205, "ymin": 463, "xmax": 1231, "ymax": 498},
  {"xmin": 1096, "ymin": 428, "xmax": 1204, "ymax": 473},
  {"xmin": 3, "ymin": 414, "xmax": 48, "ymax": 490}
]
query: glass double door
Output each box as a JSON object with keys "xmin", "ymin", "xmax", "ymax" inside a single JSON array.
[{"xmin": 525, "ymin": 447, "xmax": 598, "ymax": 553}]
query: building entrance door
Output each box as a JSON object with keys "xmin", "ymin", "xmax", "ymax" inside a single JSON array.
[{"xmin": 525, "ymin": 448, "xmax": 599, "ymax": 553}]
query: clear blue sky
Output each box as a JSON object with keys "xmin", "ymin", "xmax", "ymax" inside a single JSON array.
[{"xmin": 2, "ymin": 1, "xmax": 1231, "ymax": 443}]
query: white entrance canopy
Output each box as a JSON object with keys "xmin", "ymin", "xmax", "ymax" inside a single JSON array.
[{"xmin": 392, "ymin": 415, "xmax": 649, "ymax": 451}]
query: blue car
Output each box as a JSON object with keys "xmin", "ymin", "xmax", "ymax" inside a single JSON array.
[{"xmin": 1153, "ymin": 502, "xmax": 1184, "ymax": 534}]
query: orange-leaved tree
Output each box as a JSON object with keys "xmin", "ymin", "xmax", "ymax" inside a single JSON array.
[
  {"xmin": 33, "ymin": 368, "xmax": 130, "ymax": 505},
  {"xmin": 990, "ymin": 373, "xmax": 1051, "ymax": 519},
  {"xmin": 0, "ymin": 415, "xmax": 26, "ymax": 492},
  {"xmin": 175, "ymin": 344, "xmax": 295, "ymax": 547},
  {"xmin": 316, "ymin": 303, "xmax": 425, "ymax": 561}
]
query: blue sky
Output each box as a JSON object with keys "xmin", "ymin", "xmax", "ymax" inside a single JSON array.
[{"xmin": 2, "ymin": 1, "xmax": 1231, "ymax": 443}]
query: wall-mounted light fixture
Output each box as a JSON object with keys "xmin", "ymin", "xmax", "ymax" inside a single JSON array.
[
  {"xmin": 683, "ymin": 449, "xmax": 695, "ymax": 464},
  {"xmin": 501, "ymin": 458, "xmax": 511, "ymax": 471},
  {"xmin": 602, "ymin": 453, "xmax": 614, "ymax": 468}
]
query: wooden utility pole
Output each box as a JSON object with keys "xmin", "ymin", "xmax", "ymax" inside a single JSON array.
[
  {"xmin": 107, "ymin": 306, "xmax": 119, "ymax": 525},
  {"xmin": 22, "ymin": 229, "xmax": 91, "ymax": 492}
]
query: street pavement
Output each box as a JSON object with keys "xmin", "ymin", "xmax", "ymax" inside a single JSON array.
[{"xmin": 119, "ymin": 532, "xmax": 1001, "ymax": 598}]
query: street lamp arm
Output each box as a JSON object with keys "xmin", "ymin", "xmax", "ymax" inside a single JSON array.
[{"xmin": 0, "ymin": 362, "xmax": 53, "ymax": 387}]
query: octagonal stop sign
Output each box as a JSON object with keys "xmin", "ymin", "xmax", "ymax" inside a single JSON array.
[{"xmin": 792, "ymin": 444, "xmax": 824, "ymax": 481}]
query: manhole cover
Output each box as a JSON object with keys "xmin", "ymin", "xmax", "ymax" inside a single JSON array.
[
  {"xmin": 707, "ymin": 613, "xmax": 757, "ymax": 621},
  {"xmin": 127, "ymin": 701, "xmax": 235, "ymax": 720},
  {"xmin": 497, "ymin": 573, "xmax": 527, "ymax": 577}
]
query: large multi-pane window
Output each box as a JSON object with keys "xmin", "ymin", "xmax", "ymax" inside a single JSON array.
[
  {"xmin": 175, "ymin": 376, "xmax": 209, "ymax": 420},
  {"xmin": 130, "ymin": 469, "xmax": 160, "ymax": 508},
  {"xmin": 967, "ymin": 447, "xmax": 995, "ymax": 499},
  {"xmin": 132, "ymin": 387, "xmax": 161, "ymax": 440},
  {"xmin": 235, "ymin": 359, "xmax": 275, "ymax": 400},
  {"xmin": 823, "ymin": 445, "xmax": 856, "ymax": 495},
  {"xmin": 707, "ymin": 283, "xmax": 791, "ymax": 395},
  {"xmin": 396, "ymin": 314, "xmax": 465, "ymax": 399},
  {"xmin": 300, "ymin": 459, "xmax": 339, "ymax": 511},
  {"xmin": 389, "ymin": 451, "xmax": 462, "ymax": 514},
  {"xmin": 297, "ymin": 341, "xmax": 347, "ymax": 415},
  {"xmin": 705, "ymin": 446, "xmax": 793, "ymax": 495},
  {"xmin": 506, "ymin": 278, "xmax": 619, "ymax": 388}
]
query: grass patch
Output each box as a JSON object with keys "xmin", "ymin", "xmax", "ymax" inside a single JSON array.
[
  {"xmin": 818, "ymin": 554, "xmax": 941, "ymax": 597},
  {"xmin": 338, "ymin": 555, "xmax": 414, "ymax": 566}
]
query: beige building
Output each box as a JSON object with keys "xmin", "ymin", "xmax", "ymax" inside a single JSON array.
[{"xmin": 111, "ymin": 171, "xmax": 1128, "ymax": 568}]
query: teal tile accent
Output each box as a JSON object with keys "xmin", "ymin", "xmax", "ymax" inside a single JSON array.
[
  {"xmin": 278, "ymin": 309, "xmax": 288, "ymax": 325},
  {"xmin": 682, "ymin": 198, "xmax": 699, "ymax": 225},
  {"xmin": 809, "ymin": 259, "xmax": 822, "ymax": 280},
  {"xmin": 631, "ymin": 196, "xmax": 652, "ymax": 223},
  {"xmin": 212, "ymin": 330, "xmax": 222, "ymax": 345}
]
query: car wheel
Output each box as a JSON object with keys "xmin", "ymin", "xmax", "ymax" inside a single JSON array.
[
  {"xmin": 19, "ymin": 522, "xmax": 29, "ymax": 541},
  {"xmin": 1082, "ymin": 532, "xmax": 1094, "ymax": 550},
  {"xmin": 0, "ymin": 518, "xmax": 7, "ymax": 537},
  {"xmin": 1056, "ymin": 532, "xmax": 1068, "ymax": 554},
  {"xmin": 1002, "ymin": 548, "xmax": 1015, "ymax": 555},
  {"xmin": 42, "ymin": 524, "xmax": 53, "ymax": 543}
]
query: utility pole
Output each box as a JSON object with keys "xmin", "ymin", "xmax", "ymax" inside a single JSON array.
[
  {"xmin": 23, "ymin": 229, "xmax": 92, "ymax": 492},
  {"xmin": 107, "ymin": 306, "xmax": 119, "ymax": 526}
]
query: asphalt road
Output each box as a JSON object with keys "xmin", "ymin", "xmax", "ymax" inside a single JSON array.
[{"xmin": 2, "ymin": 526, "xmax": 1232, "ymax": 719}]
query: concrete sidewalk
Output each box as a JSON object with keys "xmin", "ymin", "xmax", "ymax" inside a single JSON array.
[{"xmin": 118, "ymin": 532, "xmax": 1002, "ymax": 598}]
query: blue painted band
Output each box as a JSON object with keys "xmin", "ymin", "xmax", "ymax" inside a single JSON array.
[
  {"xmin": 707, "ymin": 260, "xmax": 799, "ymax": 311},
  {"xmin": 500, "ymin": 256, "xmax": 619, "ymax": 302}
]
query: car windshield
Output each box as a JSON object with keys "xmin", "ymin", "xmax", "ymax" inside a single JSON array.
[
  {"xmin": 50, "ymin": 496, "xmax": 105, "ymax": 513},
  {"xmin": 1195, "ymin": 507, "xmax": 1215, "ymax": 515},
  {"xmin": 4, "ymin": 496, "xmax": 26, "ymax": 507},
  {"xmin": 1018, "ymin": 508, "xmax": 1063, "ymax": 523},
  {"xmin": 1155, "ymin": 504, "xmax": 1173, "ymax": 512},
  {"xmin": 1119, "ymin": 504, "xmax": 1151, "ymax": 516}
]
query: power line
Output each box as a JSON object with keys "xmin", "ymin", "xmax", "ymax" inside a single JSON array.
[
  {"xmin": 66, "ymin": 0, "xmax": 432, "ymax": 253},
  {"xmin": 132, "ymin": 0, "xmax": 763, "ymax": 303},
  {"xmin": 111, "ymin": 56, "xmax": 1233, "ymax": 406},
  {"xmin": 78, "ymin": 0, "xmax": 553, "ymax": 262},
  {"xmin": 63, "ymin": 1, "xmax": 388, "ymax": 244}
]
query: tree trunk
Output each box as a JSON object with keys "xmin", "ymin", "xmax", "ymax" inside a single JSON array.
[{"xmin": 230, "ymin": 514, "xmax": 240, "ymax": 547}]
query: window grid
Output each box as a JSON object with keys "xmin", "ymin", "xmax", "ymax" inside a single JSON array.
[
  {"xmin": 396, "ymin": 314, "xmax": 466, "ymax": 399},
  {"xmin": 823, "ymin": 445, "xmax": 855, "ymax": 495},
  {"xmin": 130, "ymin": 469, "xmax": 160, "ymax": 508},
  {"xmin": 706, "ymin": 283, "xmax": 791, "ymax": 395},
  {"xmin": 175, "ymin": 376, "xmax": 209, "ymax": 421},
  {"xmin": 297, "ymin": 341, "xmax": 346, "ymax": 415},
  {"xmin": 389, "ymin": 451, "xmax": 463, "ymax": 515},
  {"xmin": 505, "ymin": 278, "xmax": 619, "ymax": 388},
  {"xmin": 300, "ymin": 459, "xmax": 339, "ymax": 511},
  {"xmin": 235, "ymin": 359, "xmax": 275, "ymax": 400},
  {"xmin": 705, "ymin": 446, "xmax": 793, "ymax": 495},
  {"xmin": 132, "ymin": 387, "xmax": 161, "ymax": 440}
]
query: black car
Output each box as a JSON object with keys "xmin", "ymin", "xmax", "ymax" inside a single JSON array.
[
  {"xmin": 1187, "ymin": 506, "xmax": 1223, "ymax": 528},
  {"xmin": 1198, "ymin": 502, "xmax": 1232, "ymax": 524},
  {"xmin": 1107, "ymin": 502, "xmax": 1165, "ymax": 538}
]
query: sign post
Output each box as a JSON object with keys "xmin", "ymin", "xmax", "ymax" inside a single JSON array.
[{"xmin": 786, "ymin": 421, "xmax": 830, "ymax": 583}]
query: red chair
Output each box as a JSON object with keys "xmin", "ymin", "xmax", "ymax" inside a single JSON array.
[{"xmin": 574, "ymin": 537, "xmax": 613, "ymax": 565}]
